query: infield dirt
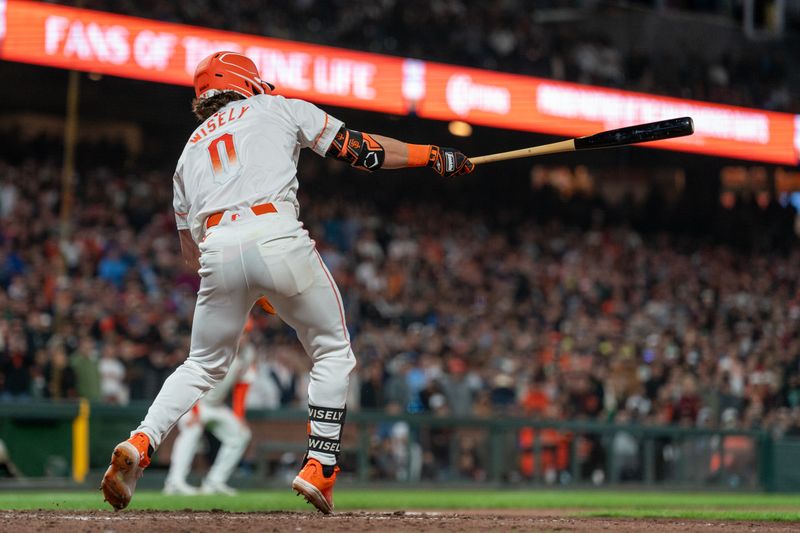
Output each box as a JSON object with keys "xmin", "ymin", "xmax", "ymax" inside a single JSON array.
[{"xmin": 2, "ymin": 510, "xmax": 799, "ymax": 533}]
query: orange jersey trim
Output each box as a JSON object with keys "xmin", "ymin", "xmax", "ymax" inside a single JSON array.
[{"xmin": 311, "ymin": 113, "xmax": 330, "ymax": 151}]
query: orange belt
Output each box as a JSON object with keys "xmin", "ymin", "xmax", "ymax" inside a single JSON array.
[{"xmin": 205, "ymin": 202, "xmax": 277, "ymax": 229}]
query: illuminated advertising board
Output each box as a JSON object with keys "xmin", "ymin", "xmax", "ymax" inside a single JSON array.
[{"xmin": 1, "ymin": 0, "xmax": 797, "ymax": 165}]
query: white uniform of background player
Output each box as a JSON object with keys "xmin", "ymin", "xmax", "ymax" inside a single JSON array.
[
  {"xmin": 102, "ymin": 51, "xmax": 473, "ymax": 513},
  {"xmin": 163, "ymin": 339, "xmax": 256, "ymax": 495}
]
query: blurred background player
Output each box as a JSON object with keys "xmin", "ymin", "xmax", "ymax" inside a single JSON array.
[{"xmin": 163, "ymin": 318, "xmax": 258, "ymax": 496}]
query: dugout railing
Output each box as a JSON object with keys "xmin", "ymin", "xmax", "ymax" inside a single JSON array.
[
  {"xmin": 242, "ymin": 409, "xmax": 775, "ymax": 490},
  {"xmin": 0, "ymin": 402, "xmax": 797, "ymax": 491}
]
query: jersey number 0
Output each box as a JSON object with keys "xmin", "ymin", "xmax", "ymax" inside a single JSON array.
[{"xmin": 208, "ymin": 133, "xmax": 239, "ymax": 184}]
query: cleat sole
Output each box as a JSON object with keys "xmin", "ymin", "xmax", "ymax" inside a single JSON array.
[
  {"xmin": 101, "ymin": 442, "xmax": 142, "ymax": 511},
  {"xmin": 291, "ymin": 476, "xmax": 333, "ymax": 515}
]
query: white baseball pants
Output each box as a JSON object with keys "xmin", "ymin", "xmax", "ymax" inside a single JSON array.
[
  {"xmin": 164, "ymin": 404, "xmax": 251, "ymax": 487},
  {"xmin": 134, "ymin": 202, "xmax": 356, "ymax": 465}
]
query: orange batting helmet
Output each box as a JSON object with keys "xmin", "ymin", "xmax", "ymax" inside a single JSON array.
[{"xmin": 193, "ymin": 51, "xmax": 275, "ymax": 99}]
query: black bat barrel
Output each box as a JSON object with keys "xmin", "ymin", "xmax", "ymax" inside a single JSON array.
[{"xmin": 574, "ymin": 117, "xmax": 694, "ymax": 151}]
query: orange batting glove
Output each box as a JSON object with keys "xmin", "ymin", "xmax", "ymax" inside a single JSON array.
[
  {"xmin": 408, "ymin": 144, "xmax": 474, "ymax": 177},
  {"xmin": 428, "ymin": 146, "xmax": 474, "ymax": 177}
]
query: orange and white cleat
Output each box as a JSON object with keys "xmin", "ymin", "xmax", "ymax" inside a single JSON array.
[
  {"xmin": 101, "ymin": 432, "xmax": 151, "ymax": 510},
  {"xmin": 291, "ymin": 458, "xmax": 340, "ymax": 514}
]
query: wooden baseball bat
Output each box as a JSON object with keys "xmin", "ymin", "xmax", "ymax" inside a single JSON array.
[{"xmin": 469, "ymin": 117, "xmax": 694, "ymax": 165}]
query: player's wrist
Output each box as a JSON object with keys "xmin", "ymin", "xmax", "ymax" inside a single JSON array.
[{"xmin": 407, "ymin": 144, "xmax": 434, "ymax": 168}]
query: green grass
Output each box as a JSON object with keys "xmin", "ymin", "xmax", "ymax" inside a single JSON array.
[{"xmin": 0, "ymin": 489, "xmax": 798, "ymax": 521}]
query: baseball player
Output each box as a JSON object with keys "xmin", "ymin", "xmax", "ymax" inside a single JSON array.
[
  {"xmin": 101, "ymin": 51, "xmax": 473, "ymax": 514},
  {"xmin": 163, "ymin": 320, "xmax": 257, "ymax": 496}
]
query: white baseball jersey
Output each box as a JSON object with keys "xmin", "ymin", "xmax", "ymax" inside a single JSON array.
[{"xmin": 173, "ymin": 95, "xmax": 343, "ymax": 243}]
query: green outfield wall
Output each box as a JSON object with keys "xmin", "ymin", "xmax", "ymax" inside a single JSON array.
[{"xmin": 0, "ymin": 401, "xmax": 797, "ymax": 491}]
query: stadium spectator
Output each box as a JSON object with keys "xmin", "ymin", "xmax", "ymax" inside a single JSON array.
[
  {"xmin": 42, "ymin": 343, "xmax": 76, "ymax": 400},
  {"xmin": 99, "ymin": 343, "xmax": 129, "ymax": 405},
  {"xmin": 70, "ymin": 336, "xmax": 101, "ymax": 401}
]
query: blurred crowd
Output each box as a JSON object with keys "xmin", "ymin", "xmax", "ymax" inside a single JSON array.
[
  {"xmin": 5, "ymin": 94, "xmax": 800, "ymax": 483},
  {"xmin": 2, "ymin": 146, "xmax": 800, "ymax": 445},
  {"xmin": 47, "ymin": 0, "xmax": 798, "ymax": 112}
]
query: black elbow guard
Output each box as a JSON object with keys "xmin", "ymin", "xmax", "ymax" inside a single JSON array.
[{"xmin": 326, "ymin": 126, "xmax": 385, "ymax": 171}]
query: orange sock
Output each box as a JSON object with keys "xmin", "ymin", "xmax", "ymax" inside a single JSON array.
[{"xmin": 126, "ymin": 432, "xmax": 152, "ymax": 468}]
